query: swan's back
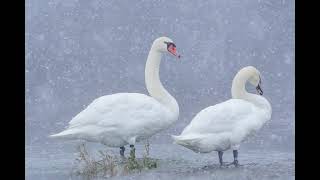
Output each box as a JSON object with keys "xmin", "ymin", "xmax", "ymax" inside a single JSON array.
[
  {"xmin": 69, "ymin": 93, "xmax": 174, "ymax": 128},
  {"xmin": 53, "ymin": 93, "xmax": 176, "ymax": 146},
  {"xmin": 181, "ymin": 98, "xmax": 270, "ymax": 145}
]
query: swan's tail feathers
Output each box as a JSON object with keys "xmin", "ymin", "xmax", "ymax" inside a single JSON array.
[
  {"xmin": 171, "ymin": 135, "xmax": 180, "ymax": 144},
  {"xmin": 49, "ymin": 128, "xmax": 79, "ymax": 139},
  {"xmin": 171, "ymin": 134, "xmax": 201, "ymax": 146}
]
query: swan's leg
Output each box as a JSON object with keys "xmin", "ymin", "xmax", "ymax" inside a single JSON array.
[
  {"xmin": 218, "ymin": 151, "xmax": 224, "ymax": 166},
  {"xmin": 230, "ymin": 144, "xmax": 240, "ymax": 167},
  {"xmin": 232, "ymin": 150, "xmax": 239, "ymax": 167},
  {"xmin": 120, "ymin": 146, "xmax": 125, "ymax": 157},
  {"xmin": 129, "ymin": 145, "xmax": 136, "ymax": 159}
]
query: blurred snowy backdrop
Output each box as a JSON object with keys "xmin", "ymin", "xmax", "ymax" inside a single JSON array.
[{"xmin": 26, "ymin": 0, "xmax": 294, "ymax": 179}]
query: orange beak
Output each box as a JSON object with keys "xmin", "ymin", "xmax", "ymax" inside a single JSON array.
[{"xmin": 168, "ymin": 45, "xmax": 181, "ymax": 59}]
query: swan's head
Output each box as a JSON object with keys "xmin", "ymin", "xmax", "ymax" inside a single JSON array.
[
  {"xmin": 245, "ymin": 66, "xmax": 263, "ymax": 95},
  {"xmin": 152, "ymin": 37, "xmax": 181, "ymax": 58},
  {"xmin": 248, "ymin": 67, "xmax": 263, "ymax": 95}
]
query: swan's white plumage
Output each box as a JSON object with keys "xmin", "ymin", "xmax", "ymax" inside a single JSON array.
[
  {"xmin": 50, "ymin": 37, "xmax": 180, "ymax": 147},
  {"xmin": 173, "ymin": 66, "xmax": 272, "ymax": 153},
  {"xmin": 173, "ymin": 98, "xmax": 271, "ymax": 153},
  {"xmin": 51, "ymin": 93, "xmax": 175, "ymax": 147}
]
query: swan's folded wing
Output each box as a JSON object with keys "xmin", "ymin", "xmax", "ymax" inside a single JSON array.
[
  {"xmin": 96, "ymin": 94, "xmax": 173, "ymax": 136},
  {"xmin": 181, "ymin": 99, "xmax": 256, "ymax": 135},
  {"xmin": 68, "ymin": 93, "xmax": 171, "ymax": 132},
  {"xmin": 67, "ymin": 93, "xmax": 127, "ymax": 128}
]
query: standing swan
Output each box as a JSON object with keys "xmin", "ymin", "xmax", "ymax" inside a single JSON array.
[
  {"xmin": 50, "ymin": 37, "xmax": 181, "ymax": 158},
  {"xmin": 172, "ymin": 66, "xmax": 271, "ymax": 167}
]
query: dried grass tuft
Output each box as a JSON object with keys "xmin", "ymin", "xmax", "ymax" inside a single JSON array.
[{"xmin": 72, "ymin": 142, "xmax": 158, "ymax": 179}]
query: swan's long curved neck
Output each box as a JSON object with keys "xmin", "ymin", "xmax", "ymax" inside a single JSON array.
[
  {"xmin": 231, "ymin": 71, "xmax": 264, "ymax": 108},
  {"xmin": 231, "ymin": 71, "xmax": 250, "ymax": 99},
  {"xmin": 145, "ymin": 49, "xmax": 179, "ymax": 115}
]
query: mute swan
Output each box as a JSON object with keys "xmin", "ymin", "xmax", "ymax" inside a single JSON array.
[
  {"xmin": 172, "ymin": 66, "xmax": 271, "ymax": 167},
  {"xmin": 50, "ymin": 37, "xmax": 181, "ymax": 158}
]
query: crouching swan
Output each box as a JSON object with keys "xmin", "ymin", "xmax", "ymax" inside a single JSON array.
[{"xmin": 172, "ymin": 66, "xmax": 271, "ymax": 167}]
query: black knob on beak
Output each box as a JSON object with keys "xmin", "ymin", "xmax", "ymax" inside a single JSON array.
[{"xmin": 256, "ymin": 84, "xmax": 263, "ymax": 95}]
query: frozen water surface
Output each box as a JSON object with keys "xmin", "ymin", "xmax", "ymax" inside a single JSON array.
[
  {"xmin": 26, "ymin": 142, "xmax": 294, "ymax": 180},
  {"xmin": 26, "ymin": 0, "xmax": 294, "ymax": 179}
]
